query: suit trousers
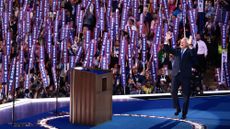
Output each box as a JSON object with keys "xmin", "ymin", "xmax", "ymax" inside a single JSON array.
[
  {"xmin": 171, "ymin": 73, "xmax": 191, "ymax": 115},
  {"xmin": 197, "ymin": 54, "xmax": 206, "ymax": 73}
]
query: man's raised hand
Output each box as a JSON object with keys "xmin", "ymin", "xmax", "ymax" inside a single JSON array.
[{"xmin": 188, "ymin": 36, "xmax": 193, "ymax": 45}]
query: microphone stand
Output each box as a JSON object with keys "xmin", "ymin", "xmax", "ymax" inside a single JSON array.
[
  {"xmin": 11, "ymin": 56, "xmax": 17, "ymax": 127},
  {"xmin": 55, "ymin": 41, "xmax": 63, "ymax": 116},
  {"xmin": 55, "ymin": 66, "xmax": 60, "ymax": 116},
  {"xmin": 12, "ymin": 75, "xmax": 15, "ymax": 126},
  {"xmin": 11, "ymin": 56, "xmax": 33, "ymax": 127}
]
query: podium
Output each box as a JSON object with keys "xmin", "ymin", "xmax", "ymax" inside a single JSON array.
[{"xmin": 70, "ymin": 68, "xmax": 112, "ymax": 125}]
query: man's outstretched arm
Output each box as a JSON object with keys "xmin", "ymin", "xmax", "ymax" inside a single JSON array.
[{"xmin": 163, "ymin": 31, "xmax": 178, "ymax": 55}]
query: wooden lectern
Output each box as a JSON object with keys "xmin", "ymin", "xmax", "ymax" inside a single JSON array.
[{"xmin": 70, "ymin": 68, "xmax": 112, "ymax": 125}]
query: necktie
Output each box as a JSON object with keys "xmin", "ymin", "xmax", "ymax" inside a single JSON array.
[
  {"xmin": 181, "ymin": 49, "xmax": 185, "ymax": 59},
  {"xmin": 195, "ymin": 43, "xmax": 198, "ymax": 53}
]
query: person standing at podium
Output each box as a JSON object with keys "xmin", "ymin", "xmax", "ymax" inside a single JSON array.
[
  {"xmin": 112, "ymin": 64, "xmax": 123, "ymax": 95},
  {"xmin": 164, "ymin": 32, "xmax": 197, "ymax": 119}
]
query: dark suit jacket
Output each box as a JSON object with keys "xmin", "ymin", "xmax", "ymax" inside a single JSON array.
[
  {"xmin": 164, "ymin": 45, "xmax": 197, "ymax": 79},
  {"xmin": 171, "ymin": 56, "xmax": 180, "ymax": 77}
]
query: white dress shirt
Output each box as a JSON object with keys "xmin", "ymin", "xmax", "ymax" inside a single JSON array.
[{"xmin": 195, "ymin": 40, "xmax": 208, "ymax": 57}]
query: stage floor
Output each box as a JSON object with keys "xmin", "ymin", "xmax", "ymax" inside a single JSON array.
[{"xmin": 0, "ymin": 91, "xmax": 230, "ymax": 129}]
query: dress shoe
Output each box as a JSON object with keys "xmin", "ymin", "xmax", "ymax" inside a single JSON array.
[
  {"xmin": 174, "ymin": 109, "xmax": 181, "ymax": 116},
  {"xmin": 181, "ymin": 114, "xmax": 187, "ymax": 119}
]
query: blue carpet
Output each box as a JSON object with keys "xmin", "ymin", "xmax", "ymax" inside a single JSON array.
[
  {"xmin": 49, "ymin": 116, "xmax": 192, "ymax": 129},
  {"xmin": 0, "ymin": 95, "xmax": 230, "ymax": 129}
]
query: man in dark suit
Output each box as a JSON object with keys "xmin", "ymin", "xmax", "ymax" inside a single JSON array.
[{"xmin": 164, "ymin": 32, "xmax": 197, "ymax": 119}]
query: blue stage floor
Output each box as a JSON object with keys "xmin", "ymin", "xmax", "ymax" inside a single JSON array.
[{"xmin": 0, "ymin": 95, "xmax": 230, "ymax": 129}]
